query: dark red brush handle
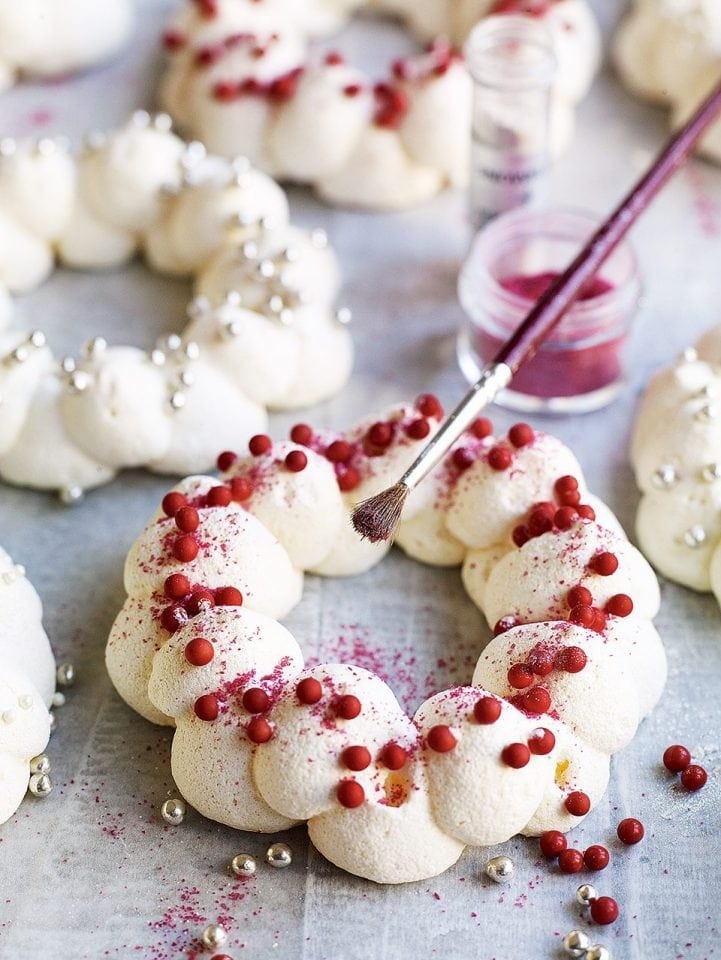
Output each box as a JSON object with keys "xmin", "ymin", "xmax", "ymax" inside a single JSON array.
[{"xmin": 496, "ymin": 77, "xmax": 721, "ymax": 373}]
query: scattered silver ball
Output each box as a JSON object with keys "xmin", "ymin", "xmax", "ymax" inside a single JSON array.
[
  {"xmin": 562, "ymin": 930, "xmax": 590, "ymax": 957},
  {"xmin": 335, "ymin": 306, "xmax": 352, "ymax": 326},
  {"xmin": 231, "ymin": 853, "xmax": 257, "ymax": 878},
  {"xmin": 650, "ymin": 464, "xmax": 677, "ymax": 489},
  {"xmin": 169, "ymin": 391, "xmax": 186, "ymax": 411},
  {"xmin": 49, "ymin": 712, "xmax": 58, "ymax": 734},
  {"xmin": 694, "ymin": 403, "xmax": 718, "ymax": 423},
  {"xmin": 702, "ymin": 462, "xmax": 721, "ymax": 482},
  {"xmin": 161, "ymin": 798, "xmax": 186, "ymax": 825},
  {"xmin": 52, "ymin": 691, "xmax": 66, "ymax": 708},
  {"xmin": 29, "ymin": 754, "xmax": 51, "ymax": 775},
  {"xmin": 201, "ymin": 923, "xmax": 227, "ymax": 950},
  {"xmin": 28, "ymin": 330, "xmax": 46, "ymax": 348},
  {"xmin": 59, "ymin": 484, "xmax": 84, "ymax": 506},
  {"xmin": 56, "ymin": 663, "xmax": 75, "ymax": 688},
  {"xmin": 679, "ymin": 347, "xmax": 698, "ymax": 363},
  {"xmin": 266, "ymin": 842, "xmax": 292, "ymax": 869},
  {"xmin": 28, "ymin": 773, "xmax": 53, "ymax": 798},
  {"xmin": 683, "ymin": 525, "xmax": 707, "ymax": 548},
  {"xmin": 576, "ymin": 883, "xmax": 597, "ymax": 906},
  {"xmin": 586, "ymin": 946, "xmax": 611, "ymax": 960},
  {"xmin": 484, "ymin": 855, "xmax": 514, "ymax": 883}
]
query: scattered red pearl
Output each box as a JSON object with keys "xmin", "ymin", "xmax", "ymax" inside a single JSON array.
[
  {"xmin": 242, "ymin": 687, "xmax": 270, "ymax": 714},
  {"xmin": 164, "ymin": 573, "xmax": 190, "ymax": 600},
  {"xmin": 518, "ymin": 686, "xmax": 551, "ymax": 715},
  {"xmin": 569, "ymin": 604, "xmax": 595, "ymax": 628},
  {"xmin": 553, "ymin": 506, "xmax": 578, "ymax": 530},
  {"xmin": 337, "ymin": 779, "xmax": 365, "ymax": 808},
  {"xmin": 473, "ymin": 696, "xmax": 502, "ymax": 724},
  {"xmin": 590, "ymin": 896, "xmax": 619, "ymax": 925},
  {"xmin": 194, "ymin": 694, "xmax": 219, "ymax": 722},
  {"xmin": 290, "ymin": 423, "xmax": 313, "ymax": 445},
  {"xmin": 512, "ymin": 525, "xmax": 530, "ymax": 547},
  {"xmin": 162, "ymin": 491, "xmax": 187, "ymax": 517},
  {"xmin": 162, "ymin": 29, "xmax": 186, "ymax": 51},
  {"xmin": 379, "ymin": 742, "xmax": 408, "ymax": 770},
  {"xmin": 452, "ymin": 447, "xmax": 476, "ymax": 471},
  {"xmin": 487, "ymin": 444, "xmax": 513, "ymax": 471},
  {"xmin": 584, "ymin": 845, "xmax": 610, "ymax": 871},
  {"xmin": 554, "ymin": 475, "xmax": 578, "ymax": 496},
  {"xmin": 296, "ymin": 677, "xmax": 323, "ymax": 704},
  {"xmin": 617, "ymin": 817, "xmax": 644, "ymax": 845},
  {"xmin": 539, "ymin": 830, "xmax": 567, "ymax": 858},
  {"xmin": 590, "ymin": 608, "xmax": 608, "ymax": 633},
  {"xmin": 249, "ymin": 434, "xmax": 272, "ymax": 456},
  {"xmin": 367, "ymin": 422, "xmax": 393, "ymax": 448},
  {"xmin": 508, "ymin": 423, "xmax": 534, "ymax": 448},
  {"xmin": 681, "ymin": 764, "xmax": 708, "ymax": 791},
  {"xmin": 567, "ymin": 585, "xmax": 593, "ymax": 608},
  {"xmin": 206, "ymin": 485, "xmax": 232, "ymax": 507},
  {"xmin": 554, "ymin": 646, "xmax": 587, "ymax": 674},
  {"xmin": 416, "ymin": 393, "xmax": 443, "ymax": 419},
  {"xmin": 577, "ymin": 504, "xmax": 596, "ymax": 520},
  {"xmin": 175, "ymin": 506, "xmax": 200, "ymax": 533},
  {"xmin": 565, "ymin": 791, "xmax": 591, "ymax": 817},
  {"xmin": 285, "ymin": 450, "xmax": 308, "ymax": 472},
  {"xmin": 185, "ymin": 589, "xmax": 216, "ymax": 617},
  {"xmin": 493, "ymin": 615, "xmax": 518, "ymax": 636},
  {"xmin": 336, "ymin": 466, "xmax": 360, "ymax": 492},
  {"xmin": 508, "ymin": 663, "xmax": 534, "ymax": 689},
  {"xmin": 185, "ymin": 637, "xmax": 214, "ymax": 667},
  {"xmin": 215, "ymin": 586, "xmax": 243, "ymax": 606},
  {"xmin": 325, "ymin": 439, "xmax": 353, "ymax": 463},
  {"xmin": 606, "ymin": 593, "xmax": 633, "ymax": 617},
  {"xmin": 502, "ymin": 742, "xmax": 531, "ymax": 768},
  {"xmin": 528, "ymin": 727, "xmax": 555, "ymax": 755},
  {"xmin": 663, "ymin": 744, "xmax": 691, "ymax": 773},
  {"xmin": 342, "ymin": 745, "xmax": 371, "ymax": 771},
  {"xmin": 427, "ymin": 725, "xmax": 457, "ymax": 753},
  {"xmin": 558, "ymin": 488, "xmax": 581, "ymax": 507},
  {"xmin": 470, "ymin": 417, "xmax": 493, "ymax": 439},
  {"xmin": 160, "ymin": 604, "xmax": 189, "ymax": 633},
  {"xmin": 558, "ymin": 848, "xmax": 585, "ymax": 874},
  {"xmin": 335, "ymin": 694, "xmax": 361, "ymax": 720},
  {"xmin": 526, "ymin": 646, "xmax": 554, "ymax": 676},
  {"xmin": 246, "ymin": 716, "xmax": 273, "ymax": 744},
  {"xmin": 588, "ymin": 551, "xmax": 619, "ymax": 576},
  {"xmin": 216, "ymin": 450, "xmax": 237, "ymax": 472},
  {"xmin": 173, "ymin": 534, "xmax": 199, "ymax": 562},
  {"xmin": 528, "ymin": 506, "xmax": 554, "ymax": 537},
  {"xmin": 405, "ymin": 418, "xmax": 431, "ymax": 440},
  {"xmin": 230, "ymin": 476, "xmax": 253, "ymax": 501}
]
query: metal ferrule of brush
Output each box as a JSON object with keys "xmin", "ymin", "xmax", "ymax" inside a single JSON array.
[{"xmin": 400, "ymin": 361, "xmax": 513, "ymax": 493}]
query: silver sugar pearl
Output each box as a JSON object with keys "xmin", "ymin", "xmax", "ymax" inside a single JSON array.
[
  {"xmin": 83, "ymin": 130, "xmax": 107, "ymax": 152},
  {"xmin": 35, "ymin": 138, "xmax": 57, "ymax": 157},
  {"xmin": 59, "ymin": 485, "xmax": 84, "ymax": 506},
  {"xmin": 562, "ymin": 930, "xmax": 591, "ymax": 957},
  {"xmin": 576, "ymin": 883, "xmax": 597, "ymax": 906},
  {"xmin": 335, "ymin": 306, "xmax": 352, "ymax": 326},
  {"xmin": 223, "ymin": 321, "xmax": 242, "ymax": 339},
  {"xmin": 268, "ymin": 294, "xmax": 284, "ymax": 314},
  {"xmin": 259, "ymin": 215, "xmax": 277, "ymax": 232},
  {"xmin": 279, "ymin": 308, "xmax": 294, "ymax": 327},
  {"xmin": 161, "ymin": 798, "xmax": 186, "ymax": 825},
  {"xmin": 49, "ymin": 712, "xmax": 58, "ymax": 734},
  {"xmin": 702, "ymin": 463, "xmax": 721, "ymax": 482},
  {"xmin": 224, "ymin": 290, "xmax": 242, "ymax": 307},
  {"xmin": 170, "ymin": 391, "xmax": 186, "ymax": 411},
  {"xmin": 12, "ymin": 345, "xmax": 29, "ymax": 363},
  {"xmin": 68, "ymin": 370, "xmax": 91, "ymax": 393},
  {"xmin": 184, "ymin": 341, "xmax": 200, "ymax": 361},
  {"xmin": 651, "ymin": 464, "xmax": 677, "ymax": 489},
  {"xmin": 166, "ymin": 333, "xmax": 182, "ymax": 352},
  {"xmin": 132, "ymin": 110, "xmax": 151, "ymax": 128},
  {"xmin": 1, "ymin": 709, "xmax": 16, "ymax": 724},
  {"xmin": 51, "ymin": 692, "xmax": 66, "ymax": 708},
  {"xmin": 231, "ymin": 853, "xmax": 257, "ymax": 878},
  {"xmin": 586, "ymin": 946, "xmax": 611, "ymax": 960},
  {"xmin": 257, "ymin": 259, "xmax": 276, "ymax": 279},
  {"xmin": 282, "ymin": 246, "xmax": 300, "ymax": 263},
  {"xmin": 201, "ymin": 923, "xmax": 227, "ymax": 950},
  {"xmin": 28, "ymin": 773, "xmax": 53, "ymax": 798},
  {"xmin": 683, "ymin": 525, "xmax": 707, "ymax": 548},
  {"xmin": 694, "ymin": 404, "xmax": 718, "ymax": 423},
  {"xmin": 153, "ymin": 112, "xmax": 173, "ymax": 132},
  {"xmin": 310, "ymin": 228, "xmax": 328, "ymax": 248},
  {"xmin": 179, "ymin": 368, "xmax": 196, "ymax": 388},
  {"xmin": 60, "ymin": 356, "xmax": 77, "ymax": 374},
  {"xmin": 241, "ymin": 240, "xmax": 259, "ymax": 260},
  {"xmin": 29, "ymin": 754, "xmax": 51, "ymax": 775},
  {"xmin": 0, "ymin": 137, "xmax": 17, "ymax": 157},
  {"xmin": 181, "ymin": 141, "xmax": 206, "ymax": 168},
  {"xmin": 18, "ymin": 694, "xmax": 33, "ymax": 710},
  {"xmin": 150, "ymin": 349, "xmax": 167, "ymax": 367},
  {"xmin": 187, "ymin": 296, "xmax": 210, "ymax": 320},
  {"xmin": 484, "ymin": 855, "xmax": 514, "ymax": 883},
  {"xmin": 266, "ymin": 842, "xmax": 292, "ymax": 868},
  {"xmin": 28, "ymin": 330, "xmax": 46, "ymax": 348},
  {"xmin": 679, "ymin": 347, "xmax": 698, "ymax": 363},
  {"xmin": 83, "ymin": 336, "xmax": 107, "ymax": 358}
]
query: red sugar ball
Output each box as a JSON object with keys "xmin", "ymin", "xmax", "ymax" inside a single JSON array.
[
  {"xmin": 185, "ymin": 589, "xmax": 215, "ymax": 617},
  {"xmin": 405, "ymin": 418, "xmax": 431, "ymax": 440},
  {"xmin": 210, "ymin": 955, "xmax": 232, "ymax": 960},
  {"xmin": 577, "ymin": 504, "xmax": 596, "ymax": 520},
  {"xmin": 427, "ymin": 725, "xmax": 457, "ymax": 753},
  {"xmin": 508, "ymin": 663, "xmax": 534, "ymax": 689},
  {"xmin": 569, "ymin": 604, "xmax": 595, "ymax": 629},
  {"xmin": 452, "ymin": 447, "xmax": 476, "ymax": 471},
  {"xmin": 335, "ymin": 694, "xmax": 361, "ymax": 720},
  {"xmin": 681, "ymin": 764, "xmax": 708, "ymax": 791},
  {"xmin": 160, "ymin": 603, "xmax": 189, "ymax": 634},
  {"xmin": 590, "ymin": 609, "xmax": 608, "ymax": 634},
  {"xmin": 175, "ymin": 506, "xmax": 200, "ymax": 533},
  {"xmin": 584, "ymin": 844, "xmax": 610, "ymax": 871},
  {"xmin": 337, "ymin": 779, "xmax": 365, "ymax": 809},
  {"xmin": 367, "ymin": 422, "xmax": 393, "ymax": 448},
  {"xmin": 558, "ymin": 489, "xmax": 581, "ymax": 507},
  {"xmin": 487, "ymin": 444, "xmax": 513, "ymax": 471},
  {"xmin": 512, "ymin": 525, "xmax": 530, "ymax": 548},
  {"xmin": 216, "ymin": 450, "xmax": 237, "ymax": 472},
  {"xmin": 246, "ymin": 716, "xmax": 273, "ymax": 744},
  {"xmin": 508, "ymin": 423, "xmax": 534, "ymax": 448},
  {"xmin": 379, "ymin": 742, "xmax": 408, "ymax": 770},
  {"xmin": 290, "ymin": 423, "xmax": 313, "ymax": 445},
  {"xmin": 185, "ymin": 637, "xmax": 214, "ymax": 667},
  {"xmin": 474, "ymin": 696, "xmax": 502, "ymax": 725},
  {"xmin": 416, "ymin": 393, "xmax": 443, "ymax": 419},
  {"xmin": 567, "ymin": 585, "xmax": 593, "ymax": 608},
  {"xmin": 539, "ymin": 830, "xmax": 567, "ymax": 858},
  {"xmin": 215, "ymin": 586, "xmax": 243, "ymax": 606},
  {"xmin": 528, "ymin": 727, "xmax": 555, "ymax": 755},
  {"xmin": 554, "ymin": 507, "xmax": 578, "ymax": 530},
  {"xmin": 588, "ymin": 551, "xmax": 619, "ymax": 576},
  {"xmin": 565, "ymin": 791, "xmax": 591, "ymax": 817},
  {"xmin": 590, "ymin": 896, "xmax": 619, "ymax": 925},
  {"xmin": 502, "ymin": 742, "xmax": 531, "ymax": 768},
  {"xmin": 206, "ymin": 485, "xmax": 232, "ymax": 507},
  {"xmin": 617, "ymin": 817, "xmax": 645, "ymax": 845},
  {"xmin": 230, "ymin": 476, "xmax": 253, "ymax": 501},
  {"xmin": 519, "ymin": 686, "xmax": 551, "ymax": 715},
  {"xmin": 342, "ymin": 745, "xmax": 372, "ymax": 771},
  {"xmin": 242, "ymin": 687, "xmax": 270, "ymax": 714},
  {"xmin": 470, "ymin": 417, "xmax": 493, "ymax": 439},
  {"xmin": 528, "ymin": 507, "xmax": 554, "ymax": 537},
  {"xmin": 173, "ymin": 534, "xmax": 199, "ymax": 563},
  {"xmin": 606, "ymin": 594, "xmax": 634, "ymax": 617},
  {"xmin": 249, "ymin": 434, "xmax": 272, "ymax": 456},
  {"xmin": 164, "ymin": 573, "xmax": 190, "ymax": 600},
  {"xmin": 296, "ymin": 677, "xmax": 323, "ymax": 705},
  {"xmin": 526, "ymin": 648, "xmax": 554, "ymax": 677},
  {"xmin": 162, "ymin": 491, "xmax": 187, "ymax": 517},
  {"xmin": 555, "ymin": 646, "xmax": 587, "ymax": 674},
  {"xmin": 558, "ymin": 848, "xmax": 585, "ymax": 874},
  {"xmin": 285, "ymin": 450, "xmax": 308, "ymax": 473},
  {"xmin": 493, "ymin": 616, "xmax": 518, "ymax": 637},
  {"xmin": 663, "ymin": 744, "xmax": 691, "ymax": 773},
  {"xmin": 325, "ymin": 439, "xmax": 353, "ymax": 463},
  {"xmin": 532, "ymin": 501, "xmax": 556, "ymax": 518},
  {"xmin": 554, "ymin": 475, "xmax": 579, "ymax": 496},
  {"xmin": 336, "ymin": 466, "xmax": 360, "ymax": 492},
  {"xmin": 194, "ymin": 694, "xmax": 219, "ymax": 722}
]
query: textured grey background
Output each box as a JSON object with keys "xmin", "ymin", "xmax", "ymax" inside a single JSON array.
[{"xmin": 0, "ymin": 2, "xmax": 720, "ymax": 959}]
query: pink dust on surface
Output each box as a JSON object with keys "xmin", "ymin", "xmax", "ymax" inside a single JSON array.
[
  {"xmin": 686, "ymin": 165, "xmax": 721, "ymax": 238},
  {"xmin": 27, "ymin": 107, "xmax": 55, "ymax": 127}
]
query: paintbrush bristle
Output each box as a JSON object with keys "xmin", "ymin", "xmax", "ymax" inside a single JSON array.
[{"xmin": 351, "ymin": 482, "xmax": 409, "ymax": 542}]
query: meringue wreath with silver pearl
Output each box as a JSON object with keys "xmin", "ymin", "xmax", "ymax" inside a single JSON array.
[
  {"xmin": 0, "ymin": 112, "xmax": 353, "ymax": 501},
  {"xmin": 107, "ymin": 401, "xmax": 667, "ymax": 884}
]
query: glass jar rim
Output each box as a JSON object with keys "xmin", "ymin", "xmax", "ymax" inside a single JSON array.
[{"xmin": 464, "ymin": 14, "xmax": 557, "ymax": 90}]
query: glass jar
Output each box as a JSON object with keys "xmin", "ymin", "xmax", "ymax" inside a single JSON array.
[{"xmin": 457, "ymin": 207, "xmax": 643, "ymax": 414}]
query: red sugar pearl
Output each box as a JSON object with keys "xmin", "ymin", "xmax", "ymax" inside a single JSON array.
[
  {"xmin": 470, "ymin": 417, "xmax": 493, "ymax": 439},
  {"xmin": 160, "ymin": 604, "xmax": 189, "ymax": 634},
  {"xmin": 663, "ymin": 744, "xmax": 691, "ymax": 773},
  {"xmin": 342, "ymin": 745, "xmax": 371, "ymax": 771},
  {"xmin": 558, "ymin": 489, "xmax": 581, "ymax": 507},
  {"xmin": 162, "ymin": 491, "xmax": 187, "ymax": 517},
  {"xmin": 215, "ymin": 586, "xmax": 243, "ymax": 606},
  {"xmin": 474, "ymin": 696, "xmax": 502, "ymax": 724},
  {"xmin": 569, "ymin": 604, "xmax": 595, "ymax": 628},
  {"xmin": 285, "ymin": 450, "xmax": 308, "ymax": 472},
  {"xmin": 296, "ymin": 677, "xmax": 323, "ymax": 704},
  {"xmin": 588, "ymin": 551, "xmax": 619, "ymax": 576},
  {"xmin": 336, "ymin": 466, "xmax": 360, "ymax": 492},
  {"xmin": 606, "ymin": 593, "xmax": 634, "ymax": 617},
  {"xmin": 554, "ymin": 475, "xmax": 578, "ymax": 496},
  {"xmin": 367, "ymin": 422, "xmax": 393, "ymax": 448},
  {"xmin": 502, "ymin": 742, "xmax": 531, "ymax": 768},
  {"xmin": 242, "ymin": 687, "xmax": 270, "ymax": 714},
  {"xmin": 216, "ymin": 450, "xmax": 237, "ymax": 472},
  {"xmin": 528, "ymin": 507, "xmax": 554, "ymax": 537},
  {"xmin": 617, "ymin": 818, "xmax": 645, "ymax": 845},
  {"xmin": 325, "ymin": 440, "xmax": 353, "ymax": 463},
  {"xmin": 558, "ymin": 848, "xmax": 585, "ymax": 874},
  {"xmin": 230, "ymin": 476, "xmax": 253, "ymax": 501},
  {"xmin": 164, "ymin": 573, "xmax": 190, "ymax": 600},
  {"xmin": 512, "ymin": 525, "xmax": 530, "ymax": 548},
  {"xmin": 508, "ymin": 663, "xmax": 534, "ymax": 689},
  {"xmin": 452, "ymin": 446, "xmax": 476, "ymax": 471},
  {"xmin": 591, "ymin": 896, "xmax": 619, "ymax": 925},
  {"xmin": 577, "ymin": 503, "xmax": 596, "ymax": 520},
  {"xmin": 416, "ymin": 393, "xmax": 443, "ymax": 419},
  {"xmin": 567, "ymin": 585, "xmax": 593, "ymax": 608},
  {"xmin": 379, "ymin": 742, "xmax": 408, "ymax": 770},
  {"xmin": 584, "ymin": 844, "xmax": 610, "ymax": 871},
  {"xmin": 175, "ymin": 506, "xmax": 200, "ymax": 533},
  {"xmin": 519, "ymin": 686, "xmax": 551, "ymax": 715},
  {"xmin": 528, "ymin": 727, "xmax": 555, "ymax": 755},
  {"xmin": 555, "ymin": 646, "xmax": 587, "ymax": 674},
  {"xmin": 290, "ymin": 423, "xmax": 313, "ymax": 445},
  {"xmin": 591, "ymin": 608, "xmax": 608, "ymax": 633},
  {"xmin": 185, "ymin": 637, "xmax": 214, "ymax": 667},
  {"xmin": 681, "ymin": 764, "xmax": 708, "ymax": 791},
  {"xmin": 487, "ymin": 444, "xmax": 513, "ymax": 471},
  {"xmin": 493, "ymin": 616, "xmax": 518, "ymax": 637},
  {"xmin": 246, "ymin": 716, "xmax": 273, "ymax": 744},
  {"xmin": 427, "ymin": 725, "xmax": 457, "ymax": 753},
  {"xmin": 210, "ymin": 955, "xmax": 232, "ymax": 960},
  {"xmin": 554, "ymin": 507, "xmax": 578, "ymax": 530},
  {"xmin": 565, "ymin": 791, "xmax": 591, "ymax": 817},
  {"xmin": 194, "ymin": 694, "xmax": 219, "ymax": 722},
  {"xmin": 539, "ymin": 830, "xmax": 567, "ymax": 858},
  {"xmin": 335, "ymin": 695, "xmax": 361, "ymax": 720},
  {"xmin": 405, "ymin": 418, "xmax": 431, "ymax": 440},
  {"xmin": 206, "ymin": 485, "xmax": 232, "ymax": 507},
  {"xmin": 337, "ymin": 779, "xmax": 365, "ymax": 808},
  {"xmin": 527, "ymin": 647, "xmax": 554, "ymax": 677},
  {"xmin": 185, "ymin": 589, "xmax": 215, "ymax": 617},
  {"xmin": 173, "ymin": 535, "xmax": 199, "ymax": 563},
  {"xmin": 508, "ymin": 423, "xmax": 534, "ymax": 448},
  {"xmin": 249, "ymin": 434, "xmax": 272, "ymax": 456}
]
